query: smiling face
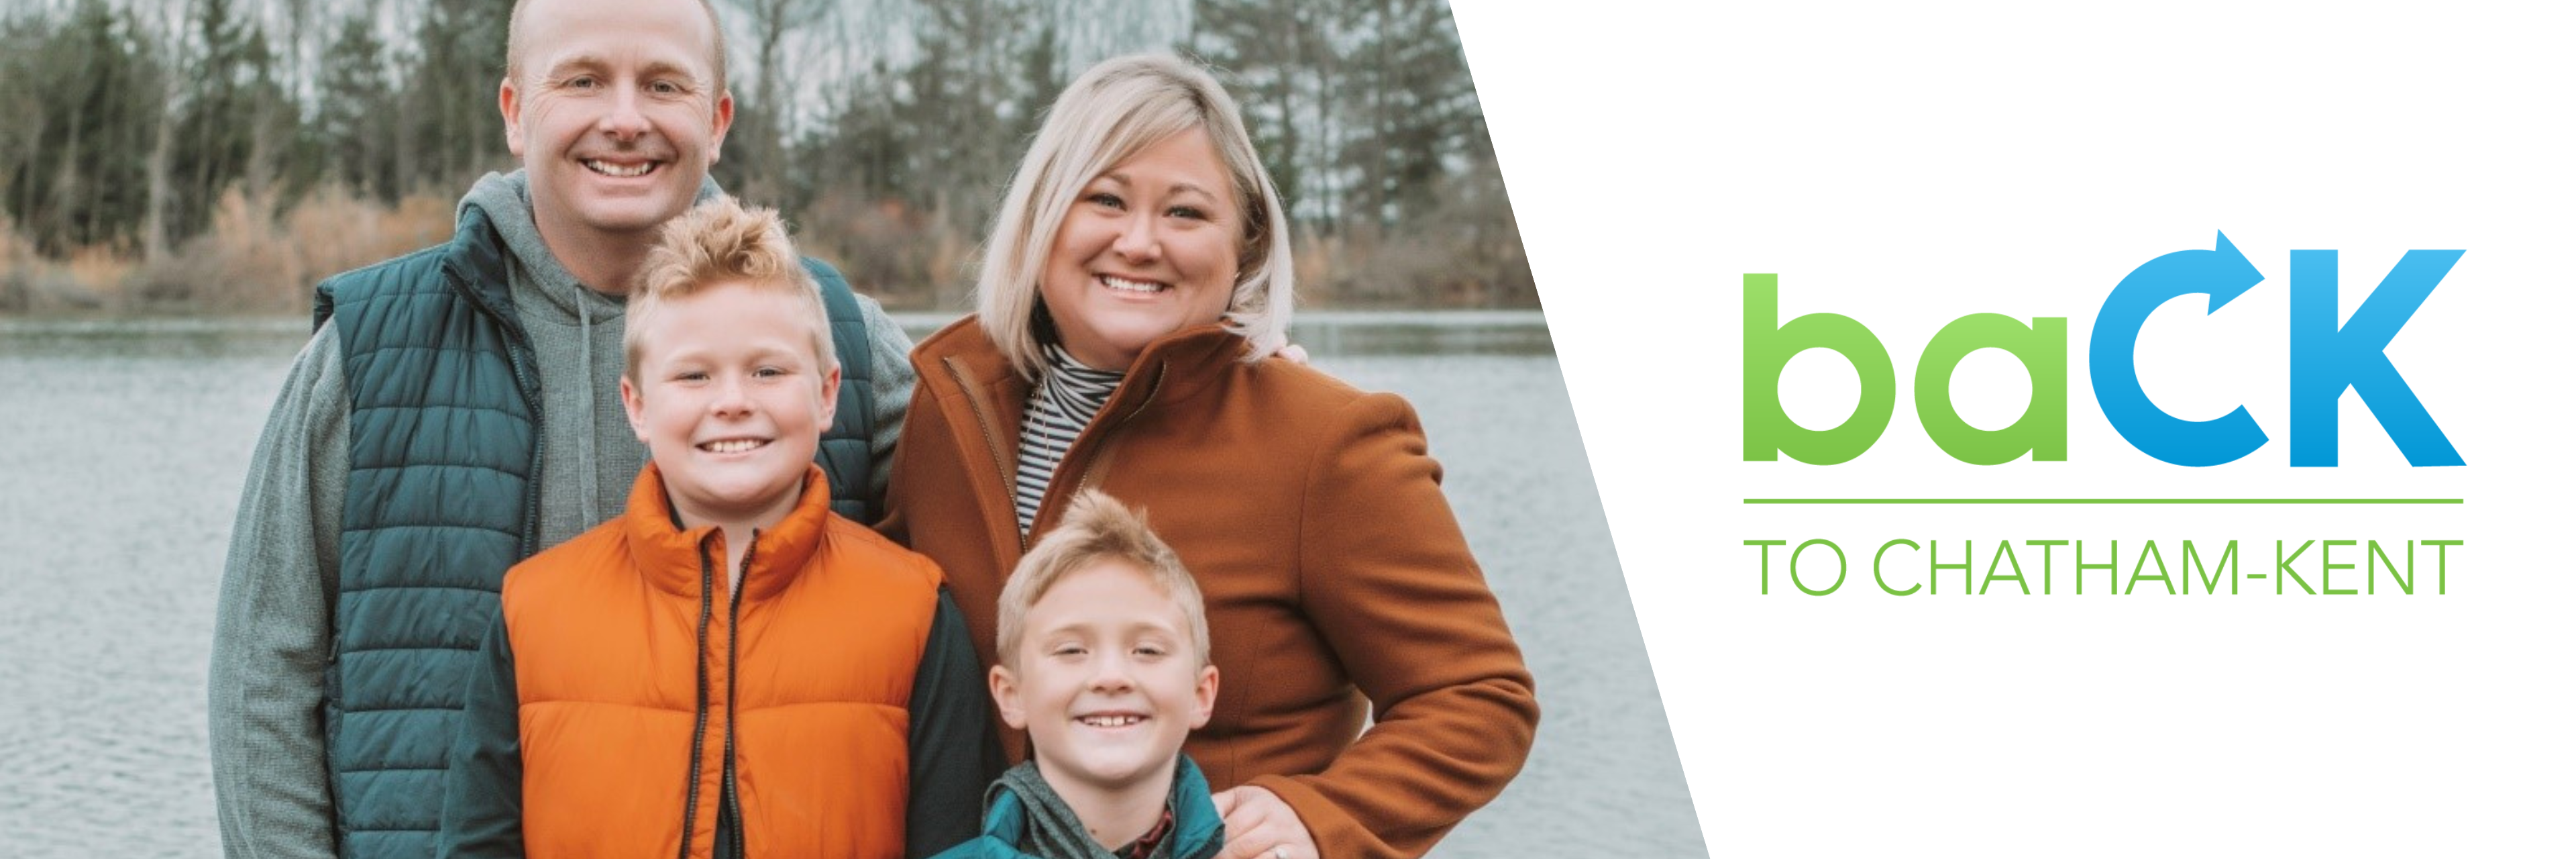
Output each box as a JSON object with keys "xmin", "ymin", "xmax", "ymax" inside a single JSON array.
[
  {"xmin": 1037, "ymin": 126, "xmax": 1242, "ymax": 370},
  {"xmin": 502, "ymin": 0, "xmax": 732, "ymax": 256},
  {"xmin": 619, "ymin": 281, "xmax": 837, "ymax": 533},
  {"xmin": 993, "ymin": 560, "xmax": 1219, "ymax": 797}
]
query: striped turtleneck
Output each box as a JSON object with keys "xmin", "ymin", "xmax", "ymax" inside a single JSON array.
[{"xmin": 1016, "ymin": 342, "xmax": 1126, "ymax": 533}]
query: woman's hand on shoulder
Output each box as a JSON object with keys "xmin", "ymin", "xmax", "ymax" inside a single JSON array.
[{"xmin": 1211, "ymin": 785, "xmax": 1318, "ymax": 859}]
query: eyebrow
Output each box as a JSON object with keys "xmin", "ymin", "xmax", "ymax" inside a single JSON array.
[
  {"xmin": 652, "ymin": 341, "xmax": 802, "ymax": 365},
  {"xmin": 544, "ymin": 54, "xmax": 707, "ymax": 85},
  {"xmin": 1099, "ymin": 171, "xmax": 1222, "ymax": 202},
  {"xmin": 1036, "ymin": 618, "xmax": 1184, "ymax": 638}
]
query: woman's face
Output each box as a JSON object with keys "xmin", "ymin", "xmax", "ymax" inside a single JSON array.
[{"xmin": 1039, "ymin": 127, "xmax": 1241, "ymax": 369}]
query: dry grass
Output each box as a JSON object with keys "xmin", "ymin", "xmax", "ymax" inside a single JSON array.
[
  {"xmin": 1294, "ymin": 220, "xmax": 1535, "ymax": 310},
  {"xmin": 123, "ymin": 185, "xmax": 455, "ymax": 313},
  {"xmin": 129, "ymin": 189, "xmax": 299, "ymax": 309},
  {"xmin": 284, "ymin": 185, "xmax": 454, "ymax": 288},
  {"xmin": 0, "ymin": 211, "xmax": 125, "ymax": 312},
  {"xmin": 5, "ymin": 179, "xmax": 1535, "ymax": 315},
  {"xmin": 795, "ymin": 190, "xmax": 977, "ymax": 311}
]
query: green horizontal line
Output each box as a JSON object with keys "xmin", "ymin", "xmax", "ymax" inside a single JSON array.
[{"xmin": 1743, "ymin": 498, "xmax": 2463, "ymax": 505}]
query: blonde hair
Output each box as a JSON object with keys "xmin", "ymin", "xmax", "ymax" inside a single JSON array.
[
  {"xmin": 974, "ymin": 52, "xmax": 1295, "ymax": 377},
  {"xmin": 996, "ymin": 490, "xmax": 1211, "ymax": 669},
  {"xmin": 508, "ymin": 0, "xmax": 729, "ymax": 93},
  {"xmin": 625, "ymin": 197, "xmax": 835, "ymax": 379}
]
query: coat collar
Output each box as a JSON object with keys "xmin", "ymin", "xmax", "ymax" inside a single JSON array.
[
  {"xmin": 911, "ymin": 317, "xmax": 1252, "ymax": 409},
  {"xmin": 910, "ymin": 317, "xmax": 1256, "ymax": 552},
  {"xmin": 621, "ymin": 462, "xmax": 834, "ymax": 603},
  {"xmin": 973, "ymin": 756, "xmax": 1225, "ymax": 859}
]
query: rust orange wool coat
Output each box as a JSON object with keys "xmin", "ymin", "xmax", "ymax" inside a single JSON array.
[
  {"xmin": 446, "ymin": 464, "xmax": 958, "ymax": 859},
  {"xmin": 883, "ymin": 320, "xmax": 1541, "ymax": 859}
]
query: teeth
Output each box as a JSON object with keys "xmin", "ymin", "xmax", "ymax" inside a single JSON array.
[
  {"xmin": 702, "ymin": 439, "xmax": 762, "ymax": 454},
  {"xmin": 1100, "ymin": 276, "xmax": 1164, "ymax": 293},
  {"xmin": 585, "ymin": 160, "xmax": 655, "ymax": 178},
  {"xmin": 1080, "ymin": 715, "xmax": 1142, "ymax": 727}
]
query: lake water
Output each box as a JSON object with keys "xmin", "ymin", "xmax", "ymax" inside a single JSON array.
[{"xmin": 0, "ymin": 313, "xmax": 1703, "ymax": 858}]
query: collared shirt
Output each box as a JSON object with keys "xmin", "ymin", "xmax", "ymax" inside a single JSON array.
[{"xmin": 1112, "ymin": 807, "xmax": 1178, "ymax": 859}]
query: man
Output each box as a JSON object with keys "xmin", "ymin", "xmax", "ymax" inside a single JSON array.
[{"xmin": 207, "ymin": 1, "xmax": 920, "ymax": 856}]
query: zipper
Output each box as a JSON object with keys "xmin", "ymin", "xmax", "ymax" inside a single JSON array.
[
  {"xmin": 447, "ymin": 256, "xmax": 546, "ymax": 560},
  {"xmin": 1036, "ymin": 362, "xmax": 1166, "ymax": 536},
  {"xmin": 676, "ymin": 538, "xmax": 718, "ymax": 859},
  {"xmin": 721, "ymin": 534, "xmax": 755, "ymax": 859},
  {"xmin": 508, "ymin": 344, "xmax": 543, "ymax": 559},
  {"xmin": 943, "ymin": 356, "xmax": 1026, "ymax": 550}
]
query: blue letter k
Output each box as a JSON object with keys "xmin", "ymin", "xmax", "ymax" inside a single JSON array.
[{"xmin": 2288, "ymin": 248, "xmax": 2465, "ymax": 467}]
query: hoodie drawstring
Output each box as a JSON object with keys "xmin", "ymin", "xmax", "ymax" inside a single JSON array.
[{"xmin": 578, "ymin": 289, "xmax": 601, "ymax": 527}]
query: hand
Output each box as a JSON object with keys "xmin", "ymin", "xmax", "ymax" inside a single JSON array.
[
  {"xmin": 1277, "ymin": 343, "xmax": 1310, "ymax": 366},
  {"xmin": 1212, "ymin": 785, "xmax": 1319, "ymax": 859}
]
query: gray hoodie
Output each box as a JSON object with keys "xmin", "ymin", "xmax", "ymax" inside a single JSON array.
[{"xmin": 207, "ymin": 170, "xmax": 916, "ymax": 858}]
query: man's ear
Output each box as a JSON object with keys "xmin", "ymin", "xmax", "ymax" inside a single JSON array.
[
  {"xmin": 989, "ymin": 664, "xmax": 1027, "ymax": 730},
  {"xmin": 498, "ymin": 77, "xmax": 528, "ymax": 158},
  {"xmin": 706, "ymin": 89, "xmax": 733, "ymax": 163}
]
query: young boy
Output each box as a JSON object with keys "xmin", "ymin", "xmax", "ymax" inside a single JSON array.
[
  {"xmin": 936, "ymin": 490, "xmax": 1224, "ymax": 859},
  {"xmin": 439, "ymin": 197, "xmax": 992, "ymax": 859}
]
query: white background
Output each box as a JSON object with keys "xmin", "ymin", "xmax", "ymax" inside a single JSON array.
[{"xmin": 1453, "ymin": 2, "xmax": 2573, "ymax": 855}]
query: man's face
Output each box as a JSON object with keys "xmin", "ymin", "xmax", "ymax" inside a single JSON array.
[{"xmin": 501, "ymin": 0, "xmax": 731, "ymax": 252}]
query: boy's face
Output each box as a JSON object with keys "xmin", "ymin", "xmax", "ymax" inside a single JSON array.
[
  {"xmin": 994, "ymin": 561, "xmax": 1218, "ymax": 795},
  {"xmin": 620, "ymin": 281, "xmax": 837, "ymax": 531}
]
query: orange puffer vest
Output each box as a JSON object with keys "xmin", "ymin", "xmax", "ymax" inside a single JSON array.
[{"xmin": 500, "ymin": 463, "xmax": 940, "ymax": 859}]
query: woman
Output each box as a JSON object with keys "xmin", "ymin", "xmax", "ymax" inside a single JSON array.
[{"xmin": 884, "ymin": 54, "xmax": 1537, "ymax": 859}]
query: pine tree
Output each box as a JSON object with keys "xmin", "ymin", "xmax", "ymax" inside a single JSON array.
[
  {"xmin": 7, "ymin": 0, "xmax": 162, "ymax": 254},
  {"xmin": 314, "ymin": 15, "xmax": 396, "ymax": 203},
  {"xmin": 1342, "ymin": 0, "xmax": 1474, "ymax": 230},
  {"xmin": 1189, "ymin": 0, "xmax": 1340, "ymax": 233},
  {"xmin": 405, "ymin": 0, "xmax": 511, "ymax": 190}
]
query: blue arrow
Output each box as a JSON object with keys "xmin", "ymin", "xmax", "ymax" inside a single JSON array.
[{"xmin": 2089, "ymin": 231, "xmax": 2271, "ymax": 466}]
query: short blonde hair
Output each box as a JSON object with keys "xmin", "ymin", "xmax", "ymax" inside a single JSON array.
[
  {"xmin": 626, "ymin": 197, "xmax": 835, "ymax": 379},
  {"xmin": 508, "ymin": 0, "xmax": 729, "ymax": 93},
  {"xmin": 975, "ymin": 52, "xmax": 1295, "ymax": 377},
  {"xmin": 996, "ymin": 490, "xmax": 1211, "ymax": 669}
]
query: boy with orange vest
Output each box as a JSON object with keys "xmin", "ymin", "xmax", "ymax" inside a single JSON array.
[{"xmin": 439, "ymin": 197, "xmax": 994, "ymax": 859}]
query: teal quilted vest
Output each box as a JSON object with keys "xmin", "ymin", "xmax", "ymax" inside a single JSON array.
[{"xmin": 314, "ymin": 205, "xmax": 878, "ymax": 858}]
